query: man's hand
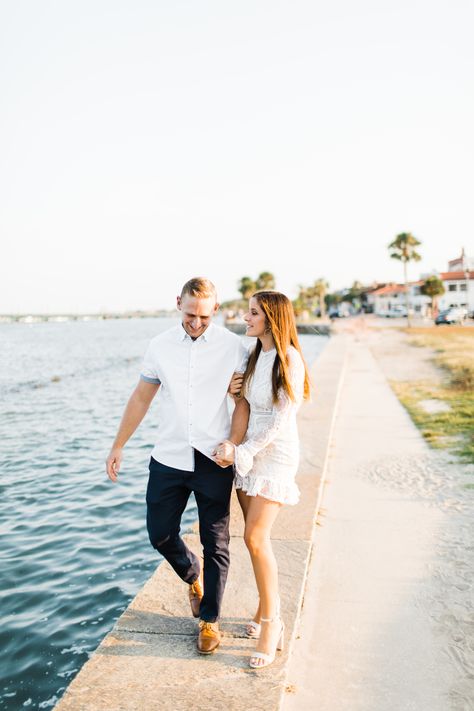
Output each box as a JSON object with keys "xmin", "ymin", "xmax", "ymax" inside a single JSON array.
[
  {"xmin": 213, "ymin": 440, "xmax": 235, "ymax": 468},
  {"xmin": 228, "ymin": 371, "xmax": 244, "ymax": 398},
  {"xmin": 104, "ymin": 380, "xmax": 159, "ymax": 484},
  {"xmin": 106, "ymin": 447, "xmax": 123, "ymax": 482}
]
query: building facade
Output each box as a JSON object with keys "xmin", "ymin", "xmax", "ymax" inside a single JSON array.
[
  {"xmin": 367, "ymin": 282, "xmax": 430, "ymax": 316},
  {"xmin": 434, "ymin": 250, "xmax": 474, "ymax": 313}
]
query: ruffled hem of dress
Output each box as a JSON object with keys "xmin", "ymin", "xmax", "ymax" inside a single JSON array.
[{"xmin": 234, "ymin": 473, "xmax": 300, "ymax": 506}]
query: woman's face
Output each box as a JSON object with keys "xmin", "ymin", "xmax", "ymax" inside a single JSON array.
[{"xmin": 244, "ymin": 297, "xmax": 267, "ymax": 337}]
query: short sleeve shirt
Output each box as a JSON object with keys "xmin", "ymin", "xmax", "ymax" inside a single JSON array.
[{"xmin": 140, "ymin": 322, "xmax": 248, "ymax": 471}]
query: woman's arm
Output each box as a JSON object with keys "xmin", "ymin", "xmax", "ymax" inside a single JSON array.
[
  {"xmin": 213, "ymin": 397, "xmax": 250, "ymax": 466},
  {"xmin": 234, "ymin": 351, "xmax": 305, "ymax": 476},
  {"xmin": 233, "ymin": 392, "xmax": 296, "ymax": 475}
]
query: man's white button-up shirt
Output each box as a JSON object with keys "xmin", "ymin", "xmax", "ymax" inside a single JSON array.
[{"xmin": 140, "ymin": 322, "xmax": 248, "ymax": 471}]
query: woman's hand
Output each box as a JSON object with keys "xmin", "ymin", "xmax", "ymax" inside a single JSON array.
[
  {"xmin": 227, "ymin": 371, "xmax": 244, "ymax": 399},
  {"xmin": 213, "ymin": 440, "xmax": 235, "ymax": 467}
]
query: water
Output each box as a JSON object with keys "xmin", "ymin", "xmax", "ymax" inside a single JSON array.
[{"xmin": 0, "ymin": 318, "xmax": 327, "ymax": 710}]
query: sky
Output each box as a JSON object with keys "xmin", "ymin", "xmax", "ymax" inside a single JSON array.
[{"xmin": 1, "ymin": 0, "xmax": 473, "ymax": 313}]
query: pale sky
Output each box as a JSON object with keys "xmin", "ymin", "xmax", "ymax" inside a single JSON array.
[{"xmin": 1, "ymin": 0, "xmax": 473, "ymax": 313}]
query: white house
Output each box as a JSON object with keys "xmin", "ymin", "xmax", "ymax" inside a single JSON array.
[
  {"xmin": 435, "ymin": 249, "xmax": 474, "ymax": 313},
  {"xmin": 438, "ymin": 271, "xmax": 474, "ymax": 312},
  {"xmin": 368, "ymin": 283, "xmax": 405, "ymax": 315},
  {"xmin": 368, "ymin": 282, "xmax": 430, "ymax": 316},
  {"xmin": 447, "ymin": 249, "xmax": 474, "ymax": 272}
]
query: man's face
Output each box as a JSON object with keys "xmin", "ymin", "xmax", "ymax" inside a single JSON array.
[{"xmin": 177, "ymin": 294, "xmax": 219, "ymax": 339}]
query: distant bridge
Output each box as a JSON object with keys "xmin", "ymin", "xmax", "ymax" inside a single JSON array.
[{"xmin": 0, "ymin": 311, "xmax": 175, "ymax": 324}]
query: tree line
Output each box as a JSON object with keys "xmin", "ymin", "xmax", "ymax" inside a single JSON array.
[{"xmin": 231, "ymin": 233, "xmax": 446, "ymax": 323}]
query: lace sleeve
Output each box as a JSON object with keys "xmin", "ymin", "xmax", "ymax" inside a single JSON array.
[{"xmin": 234, "ymin": 349, "xmax": 305, "ymax": 477}]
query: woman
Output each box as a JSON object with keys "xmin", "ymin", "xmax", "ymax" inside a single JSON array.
[{"xmin": 215, "ymin": 291, "xmax": 310, "ymax": 669}]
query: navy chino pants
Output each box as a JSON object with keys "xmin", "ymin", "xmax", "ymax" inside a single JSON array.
[{"xmin": 146, "ymin": 449, "xmax": 234, "ymax": 622}]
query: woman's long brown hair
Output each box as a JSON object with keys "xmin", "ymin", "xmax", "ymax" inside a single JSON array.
[{"xmin": 242, "ymin": 291, "xmax": 311, "ymax": 404}]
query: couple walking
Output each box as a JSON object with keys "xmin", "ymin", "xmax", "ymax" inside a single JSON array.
[{"xmin": 106, "ymin": 277, "xmax": 310, "ymax": 669}]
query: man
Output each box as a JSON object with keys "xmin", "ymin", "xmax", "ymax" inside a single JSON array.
[{"xmin": 106, "ymin": 277, "xmax": 249, "ymax": 654}]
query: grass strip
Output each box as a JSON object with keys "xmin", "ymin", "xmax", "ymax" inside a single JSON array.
[
  {"xmin": 392, "ymin": 327, "xmax": 474, "ymax": 463},
  {"xmin": 390, "ymin": 380, "xmax": 473, "ymax": 461},
  {"xmin": 405, "ymin": 326, "xmax": 474, "ymax": 390}
]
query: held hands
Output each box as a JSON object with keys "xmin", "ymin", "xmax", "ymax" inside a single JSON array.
[
  {"xmin": 106, "ymin": 447, "xmax": 123, "ymax": 482},
  {"xmin": 228, "ymin": 371, "xmax": 244, "ymax": 399},
  {"xmin": 213, "ymin": 440, "xmax": 235, "ymax": 468}
]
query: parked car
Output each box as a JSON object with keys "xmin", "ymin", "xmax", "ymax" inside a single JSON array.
[
  {"xmin": 385, "ymin": 306, "xmax": 408, "ymax": 318},
  {"xmin": 435, "ymin": 308, "xmax": 467, "ymax": 325},
  {"xmin": 329, "ymin": 303, "xmax": 353, "ymax": 319}
]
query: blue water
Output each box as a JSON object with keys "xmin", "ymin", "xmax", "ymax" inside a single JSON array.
[{"xmin": 0, "ymin": 318, "xmax": 327, "ymax": 710}]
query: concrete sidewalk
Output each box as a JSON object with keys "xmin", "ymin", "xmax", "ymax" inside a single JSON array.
[
  {"xmin": 282, "ymin": 335, "xmax": 462, "ymax": 711},
  {"xmin": 54, "ymin": 335, "xmax": 347, "ymax": 711}
]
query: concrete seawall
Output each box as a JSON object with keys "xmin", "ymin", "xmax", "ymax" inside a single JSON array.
[
  {"xmin": 225, "ymin": 322, "xmax": 332, "ymax": 336},
  {"xmin": 55, "ymin": 335, "xmax": 347, "ymax": 711}
]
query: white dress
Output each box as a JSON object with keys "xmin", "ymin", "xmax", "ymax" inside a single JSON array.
[{"xmin": 234, "ymin": 345, "xmax": 305, "ymax": 505}]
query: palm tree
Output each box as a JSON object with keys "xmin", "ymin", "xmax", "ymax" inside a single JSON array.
[
  {"xmin": 237, "ymin": 276, "xmax": 256, "ymax": 300},
  {"xmin": 388, "ymin": 232, "xmax": 422, "ymax": 326},
  {"xmin": 347, "ymin": 280, "xmax": 364, "ymax": 312},
  {"xmin": 255, "ymin": 271, "xmax": 276, "ymax": 290},
  {"xmin": 311, "ymin": 279, "xmax": 329, "ymax": 318},
  {"xmin": 293, "ymin": 285, "xmax": 308, "ymax": 317},
  {"xmin": 420, "ymin": 276, "xmax": 445, "ymax": 318}
]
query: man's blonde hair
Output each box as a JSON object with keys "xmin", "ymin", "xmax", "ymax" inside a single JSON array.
[{"xmin": 180, "ymin": 277, "xmax": 217, "ymax": 300}]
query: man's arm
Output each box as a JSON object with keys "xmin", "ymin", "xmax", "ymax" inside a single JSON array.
[
  {"xmin": 229, "ymin": 396, "xmax": 250, "ymax": 446},
  {"xmin": 106, "ymin": 379, "xmax": 160, "ymax": 482}
]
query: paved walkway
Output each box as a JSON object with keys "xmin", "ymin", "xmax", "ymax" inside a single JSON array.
[
  {"xmin": 282, "ymin": 335, "xmax": 463, "ymax": 711},
  {"xmin": 54, "ymin": 336, "xmax": 347, "ymax": 711},
  {"xmin": 54, "ymin": 330, "xmax": 471, "ymax": 710}
]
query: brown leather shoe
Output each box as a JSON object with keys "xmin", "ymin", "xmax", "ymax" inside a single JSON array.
[
  {"xmin": 188, "ymin": 571, "xmax": 203, "ymax": 618},
  {"xmin": 197, "ymin": 621, "xmax": 221, "ymax": 654}
]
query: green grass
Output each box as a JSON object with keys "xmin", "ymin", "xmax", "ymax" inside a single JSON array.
[
  {"xmin": 391, "ymin": 327, "xmax": 474, "ymax": 462},
  {"xmin": 391, "ymin": 380, "xmax": 474, "ymax": 461},
  {"xmin": 404, "ymin": 327, "xmax": 474, "ymax": 390}
]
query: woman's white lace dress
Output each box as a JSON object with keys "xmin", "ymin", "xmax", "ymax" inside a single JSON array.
[{"xmin": 234, "ymin": 345, "xmax": 305, "ymax": 505}]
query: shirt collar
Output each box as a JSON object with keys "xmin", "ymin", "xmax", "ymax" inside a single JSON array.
[{"xmin": 178, "ymin": 322, "xmax": 215, "ymax": 343}]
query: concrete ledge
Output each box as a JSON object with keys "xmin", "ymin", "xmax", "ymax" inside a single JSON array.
[
  {"xmin": 225, "ymin": 322, "xmax": 332, "ymax": 336},
  {"xmin": 55, "ymin": 335, "xmax": 348, "ymax": 711}
]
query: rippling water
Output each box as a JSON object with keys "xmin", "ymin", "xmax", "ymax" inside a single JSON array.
[{"xmin": 0, "ymin": 318, "xmax": 327, "ymax": 710}]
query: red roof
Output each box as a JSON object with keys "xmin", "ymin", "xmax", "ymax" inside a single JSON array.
[
  {"xmin": 370, "ymin": 284, "xmax": 406, "ymax": 296},
  {"xmin": 440, "ymin": 271, "xmax": 474, "ymax": 281}
]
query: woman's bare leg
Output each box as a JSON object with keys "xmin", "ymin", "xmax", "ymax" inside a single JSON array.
[
  {"xmin": 236, "ymin": 488, "xmax": 251, "ymax": 522},
  {"xmin": 237, "ymin": 489, "xmax": 261, "ymax": 628},
  {"xmin": 244, "ymin": 495, "xmax": 282, "ymax": 664}
]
